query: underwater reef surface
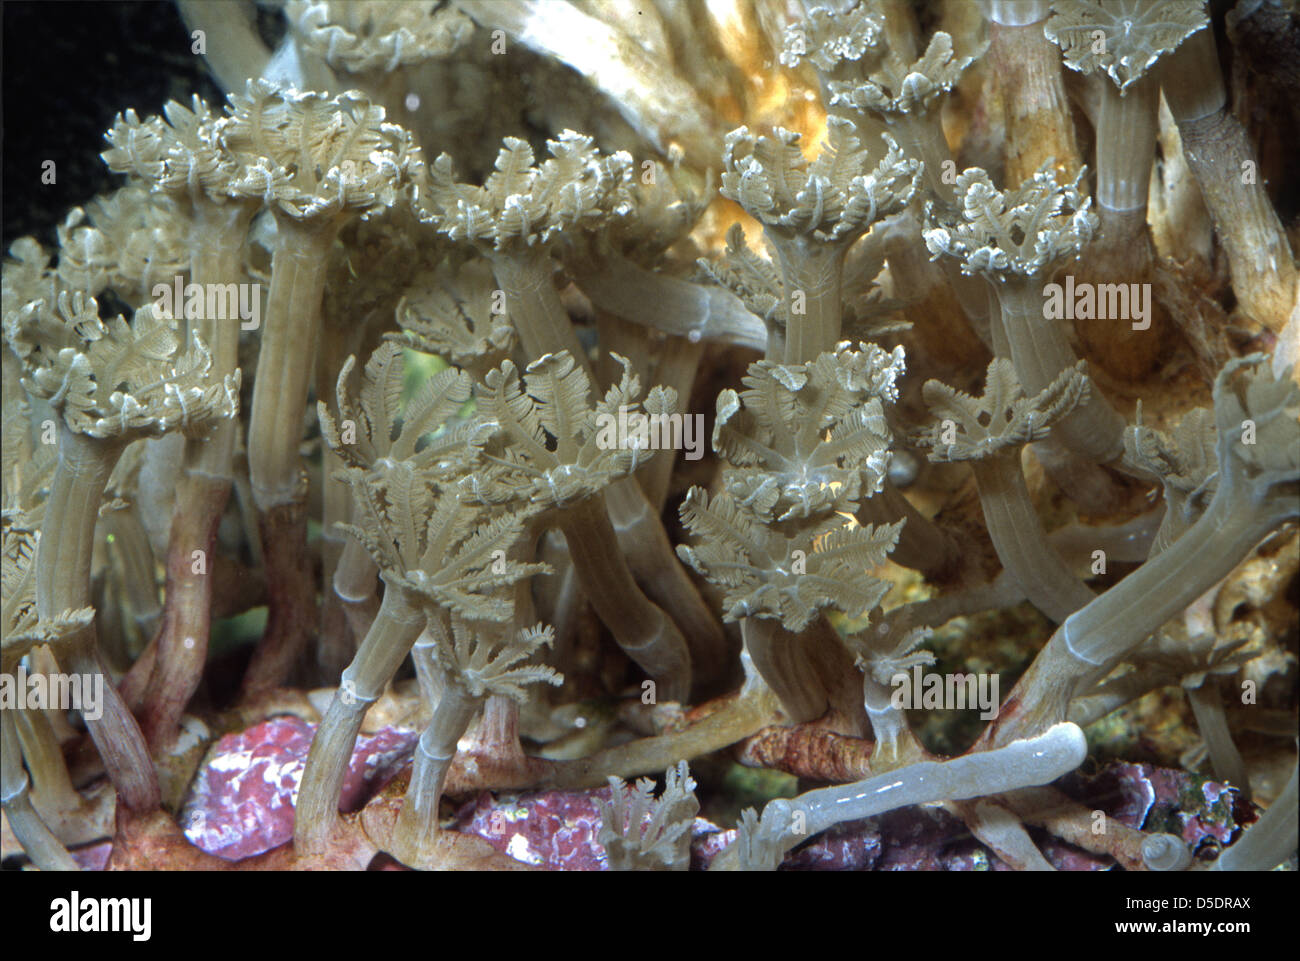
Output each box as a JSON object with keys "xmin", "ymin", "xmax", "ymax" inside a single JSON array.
[{"xmin": 1, "ymin": 0, "xmax": 1296, "ymax": 876}]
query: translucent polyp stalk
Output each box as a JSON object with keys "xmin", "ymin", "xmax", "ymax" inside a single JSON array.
[
  {"xmin": 870, "ymin": 0, "xmax": 914, "ymax": 48},
  {"xmin": 602, "ymin": 479, "xmax": 730, "ymax": 687},
  {"xmin": 994, "ymin": 280, "xmax": 1125, "ymax": 462},
  {"xmin": 1, "ymin": 709, "xmax": 77, "ymax": 871},
  {"xmin": 542, "ymin": 686, "xmax": 778, "ymax": 790},
  {"xmin": 962, "ymin": 798, "xmax": 1055, "ymax": 871},
  {"xmin": 1185, "ymin": 682, "xmax": 1250, "ymax": 797},
  {"xmin": 317, "ymin": 441, "xmax": 355, "ymax": 681},
  {"xmin": 740, "ymin": 616, "xmax": 862, "ymax": 727},
  {"xmin": 189, "ymin": 203, "xmax": 253, "ymax": 389},
  {"xmin": 36, "ymin": 429, "xmax": 159, "ymax": 813},
  {"xmin": 569, "ymin": 252, "xmax": 767, "ymax": 351},
  {"xmin": 1095, "ymin": 77, "xmax": 1159, "ymax": 216},
  {"xmin": 247, "ymin": 217, "xmax": 338, "ymax": 509},
  {"xmin": 883, "ymin": 214, "xmax": 990, "ymax": 370},
  {"xmin": 862, "ymin": 671, "xmax": 920, "ymax": 770},
  {"xmin": 14, "ymin": 703, "xmax": 84, "ymax": 817},
  {"xmin": 392, "ymin": 669, "xmax": 479, "ymax": 865},
  {"xmin": 769, "ymin": 238, "xmax": 847, "ymax": 364},
  {"xmin": 890, "ymin": 112, "xmax": 955, "ymax": 206},
  {"xmin": 986, "ymin": 0, "xmax": 1049, "ymax": 26},
  {"xmin": 557, "ymin": 495, "xmax": 691, "ymax": 702},
  {"xmin": 642, "ymin": 333, "xmax": 705, "ymax": 513},
  {"xmin": 316, "ymin": 304, "xmax": 372, "ymax": 681},
  {"xmin": 1061, "ymin": 495, "xmax": 1276, "ymax": 668},
  {"xmin": 971, "ymin": 452, "xmax": 1095, "ymax": 623},
  {"xmin": 1212, "ymin": 760, "xmax": 1297, "ymax": 871},
  {"xmin": 990, "ymin": 493, "xmax": 1281, "ymax": 748},
  {"xmin": 324, "ymin": 533, "xmax": 381, "ymax": 677},
  {"xmin": 489, "ymin": 247, "xmax": 724, "ymax": 690},
  {"xmin": 103, "ymin": 506, "xmax": 161, "ymax": 644},
  {"xmin": 488, "ymin": 247, "xmax": 589, "ymax": 367},
  {"xmin": 295, "ymin": 585, "xmax": 424, "ymax": 853},
  {"xmin": 741, "ymin": 618, "xmax": 824, "ymax": 724}
]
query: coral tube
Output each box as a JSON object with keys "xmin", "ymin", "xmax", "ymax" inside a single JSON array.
[
  {"xmin": 987, "ymin": 357, "xmax": 1299, "ymax": 747},
  {"xmin": 219, "ymin": 81, "xmax": 414, "ymax": 696},
  {"xmin": 1157, "ymin": 23, "xmax": 1298, "ymax": 334},
  {"xmin": 103, "ymin": 99, "xmax": 262, "ymax": 747},
  {"xmin": 11, "ymin": 292, "xmax": 238, "ymax": 812}
]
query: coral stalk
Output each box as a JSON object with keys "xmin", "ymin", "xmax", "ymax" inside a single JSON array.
[
  {"xmin": 37, "ymin": 430, "xmax": 160, "ymax": 812},
  {"xmin": 295, "ymin": 582, "xmax": 425, "ymax": 854}
]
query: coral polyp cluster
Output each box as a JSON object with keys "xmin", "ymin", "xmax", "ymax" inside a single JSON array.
[{"xmin": 1, "ymin": 0, "xmax": 1296, "ymax": 874}]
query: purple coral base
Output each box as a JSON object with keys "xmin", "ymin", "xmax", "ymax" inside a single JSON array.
[{"xmin": 60, "ymin": 718, "xmax": 1255, "ymax": 870}]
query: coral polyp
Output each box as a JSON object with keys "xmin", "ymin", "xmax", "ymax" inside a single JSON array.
[{"xmin": 1, "ymin": 0, "xmax": 1296, "ymax": 875}]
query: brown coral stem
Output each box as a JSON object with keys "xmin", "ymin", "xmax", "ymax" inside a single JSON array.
[
  {"xmin": 997, "ymin": 786, "xmax": 1149, "ymax": 871},
  {"xmin": 988, "ymin": 16, "xmax": 1084, "ymax": 185},
  {"xmin": 737, "ymin": 723, "xmax": 875, "ymax": 782},
  {"xmin": 135, "ymin": 190, "xmax": 250, "ymax": 718},
  {"xmin": 1173, "ymin": 110, "xmax": 1298, "ymax": 334},
  {"xmin": 1073, "ymin": 210, "xmax": 1166, "ymax": 379},
  {"xmin": 239, "ymin": 497, "xmax": 315, "ymax": 699},
  {"xmin": 138, "ymin": 470, "xmax": 229, "ymax": 749},
  {"xmin": 857, "ymin": 480, "xmax": 970, "ymax": 584}
]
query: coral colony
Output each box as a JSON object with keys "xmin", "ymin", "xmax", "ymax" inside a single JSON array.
[{"xmin": 1, "ymin": 0, "xmax": 1297, "ymax": 873}]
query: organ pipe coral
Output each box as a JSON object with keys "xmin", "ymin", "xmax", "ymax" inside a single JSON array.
[
  {"xmin": 915, "ymin": 358, "xmax": 1096, "ymax": 623},
  {"xmin": 1, "ymin": 0, "xmax": 1296, "ymax": 879},
  {"xmin": 719, "ymin": 121, "xmax": 920, "ymax": 362},
  {"xmin": 7, "ymin": 287, "xmax": 238, "ymax": 816},
  {"xmin": 598, "ymin": 761, "xmax": 698, "ymax": 871},
  {"xmin": 924, "ymin": 163, "xmax": 1126, "ymax": 464}
]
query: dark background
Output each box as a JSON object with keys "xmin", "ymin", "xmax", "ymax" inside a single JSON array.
[{"xmin": 2, "ymin": 1, "xmax": 224, "ymax": 249}]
